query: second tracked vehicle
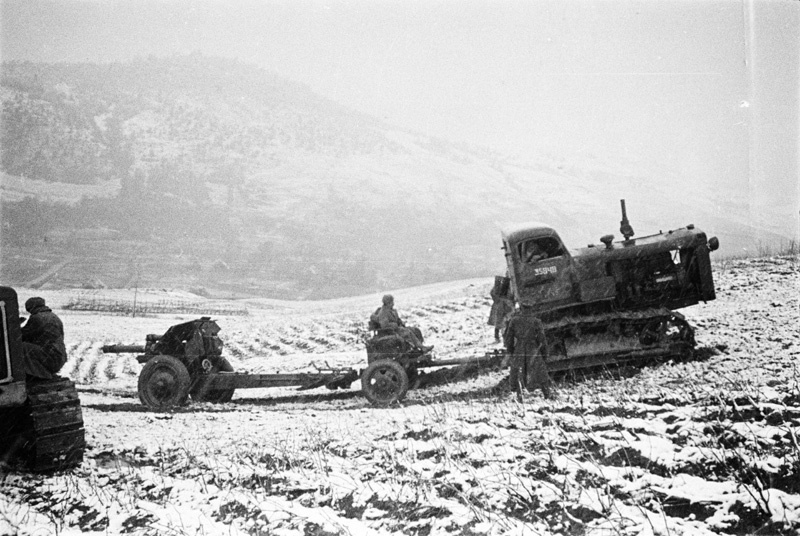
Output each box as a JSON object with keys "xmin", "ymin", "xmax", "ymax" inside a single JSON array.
[
  {"xmin": 0, "ymin": 286, "xmax": 85, "ymax": 471},
  {"xmin": 497, "ymin": 200, "xmax": 719, "ymax": 372}
]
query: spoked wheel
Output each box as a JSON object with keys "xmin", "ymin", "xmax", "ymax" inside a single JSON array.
[
  {"xmin": 138, "ymin": 355, "xmax": 191, "ymax": 409},
  {"xmin": 190, "ymin": 357, "xmax": 236, "ymax": 403},
  {"xmin": 361, "ymin": 359, "xmax": 409, "ymax": 406}
]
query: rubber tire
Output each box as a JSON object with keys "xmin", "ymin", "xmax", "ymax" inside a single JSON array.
[
  {"xmin": 190, "ymin": 357, "xmax": 236, "ymax": 403},
  {"xmin": 138, "ymin": 355, "xmax": 191, "ymax": 409},
  {"xmin": 361, "ymin": 359, "xmax": 409, "ymax": 406}
]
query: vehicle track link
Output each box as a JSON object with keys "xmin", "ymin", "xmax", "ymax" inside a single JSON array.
[{"xmin": 1, "ymin": 378, "xmax": 85, "ymax": 472}]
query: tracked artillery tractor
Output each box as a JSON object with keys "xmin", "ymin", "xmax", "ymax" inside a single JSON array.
[
  {"xmin": 497, "ymin": 199, "xmax": 720, "ymax": 375},
  {"xmin": 0, "ymin": 286, "xmax": 85, "ymax": 471},
  {"xmin": 103, "ymin": 318, "xmax": 505, "ymax": 409}
]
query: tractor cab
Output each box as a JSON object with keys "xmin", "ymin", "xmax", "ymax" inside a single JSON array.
[
  {"xmin": 500, "ymin": 201, "xmax": 719, "ymax": 316},
  {"xmin": 502, "ymin": 223, "xmax": 577, "ymax": 312}
]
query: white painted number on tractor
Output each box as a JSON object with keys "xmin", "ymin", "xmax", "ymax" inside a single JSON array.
[{"xmin": 534, "ymin": 266, "xmax": 557, "ymax": 276}]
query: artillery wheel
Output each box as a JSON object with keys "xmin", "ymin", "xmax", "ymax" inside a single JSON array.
[
  {"xmin": 361, "ymin": 359, "xmax": 409, "ymax": 406},
  {"xmin": 138, "ymin": 355, "xmax": 191, "ymax": 409},
  {"xmin": 190, "ymin": 357, "xmax": 235, "ymax": 403}
]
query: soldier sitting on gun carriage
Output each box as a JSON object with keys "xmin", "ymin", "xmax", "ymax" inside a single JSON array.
[{"xmin": 368, "ymin": 295, "xmax": 433, "ymax": 354}]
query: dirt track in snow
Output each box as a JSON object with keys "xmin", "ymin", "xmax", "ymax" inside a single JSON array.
[{"xmin": 2, "ymin": 256, "xmax": 799, "ymax": 536}]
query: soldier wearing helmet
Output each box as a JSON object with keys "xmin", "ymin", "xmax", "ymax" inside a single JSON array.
[
  {"xmin": 371, "ymin": 294, "xmax": 403, "ymax": 329},
  {"xmin": 370, "ymin": 295, "xmax": 432, "ymax": 352},
  {"xmin": 20, "ymin": 297, "xmax": 68, "ymax": 379}
]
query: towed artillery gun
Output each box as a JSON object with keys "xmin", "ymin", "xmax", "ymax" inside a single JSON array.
[
  {"xmin": 103, "ymin": 318, "xmax": 505, "ymax": 409},
  {"xmin": 497, "ymin": 200, "xmax": 720, "ymax": 375},
  {"xmin": 0, "ymin": 286, "xmax": 85, "ymax": 471},
  {"xmin": 103, "ymin": 318, "xmax": 359, "ymax": 408}
]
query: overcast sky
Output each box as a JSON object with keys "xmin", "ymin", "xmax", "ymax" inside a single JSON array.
[{"xmin": 1, "ymin": 0, "xmax": 798, "ymax": 236}]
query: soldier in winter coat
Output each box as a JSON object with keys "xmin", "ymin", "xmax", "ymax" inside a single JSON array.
[
  {"xmin": 503, "ymin": 307, "xmax": 553, "ymax": 399},
  {"xmin": 488, "ymin": 276, "xmax": 514, "ymax": 342},
  {"xmin": 370, "ymin": 294, "xmax": 432, "ymax": 352},
  {"xmin": 20, "ymin": 297, "xmax": 67, "ymax": 380}
]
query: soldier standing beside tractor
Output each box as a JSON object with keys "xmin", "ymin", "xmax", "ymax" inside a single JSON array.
[
  {"xmin": 488, "ymin": 276, "xmax": 514, "ymax": 343},
  {"xmin": 503, "ymin": 308, "xmax": 554, "ymax": 400}
]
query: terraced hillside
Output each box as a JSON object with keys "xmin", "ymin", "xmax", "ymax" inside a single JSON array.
[{"xmin": 2, "ymin": 56, "xmax": 792, "ymax": 298}]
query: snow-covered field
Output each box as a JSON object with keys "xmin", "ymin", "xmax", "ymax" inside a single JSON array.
[{"xmin": 2, "ymin": 256, "xmax": 799, "ymax": 536}]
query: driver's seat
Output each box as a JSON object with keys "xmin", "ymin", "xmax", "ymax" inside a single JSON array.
[{"xmin": 368, "ymin": 318, "xmax": 401, "ymax": 337}]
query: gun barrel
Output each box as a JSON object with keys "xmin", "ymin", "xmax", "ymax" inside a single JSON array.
[{"xmin": 102, "ymin": 344, "xmax": 146, "ymax": 354}]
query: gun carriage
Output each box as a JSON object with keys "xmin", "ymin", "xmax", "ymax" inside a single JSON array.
[{"xmin": 102, "ymin": 318, "xmax": 503, "ymax": 409}]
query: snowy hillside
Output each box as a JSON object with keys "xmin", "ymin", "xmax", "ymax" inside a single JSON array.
[
  {"xmin": 1, "ymin": 56, "xmax": 791, "ymax": 298},
  {"xmin": 2, "ymin": 254, "xmax": 798, "ymax": 535}
]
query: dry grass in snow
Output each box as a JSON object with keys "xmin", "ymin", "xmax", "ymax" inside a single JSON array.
[{"xmin": 1, "ymin": 256, "xmax": 799, "ymax": 535}]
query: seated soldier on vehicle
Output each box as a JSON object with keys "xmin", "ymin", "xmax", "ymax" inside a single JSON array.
[
  {"xmin": 370, "ymin": 294, "xmax": 433, "ymax": 352},
  {"xmin": 524, "ymin": 240, "xmax": 549, "ymax": 263},
  {"xmin": 20, "ymin": 297, "xmax": 68, "ymax": 380}
]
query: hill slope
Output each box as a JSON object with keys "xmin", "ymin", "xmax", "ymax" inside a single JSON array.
[{"xmin": 0, "ymin": 55, "xmax": 789, "ymax": 298}]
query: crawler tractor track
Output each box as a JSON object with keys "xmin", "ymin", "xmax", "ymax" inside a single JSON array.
[
  {"xmin": 542, "ymin": 307, "xmax": 695, "ymax": 373},
  {"xmin": 1, "ymin": 378, "xmax": 85, "ymax": 471}
]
